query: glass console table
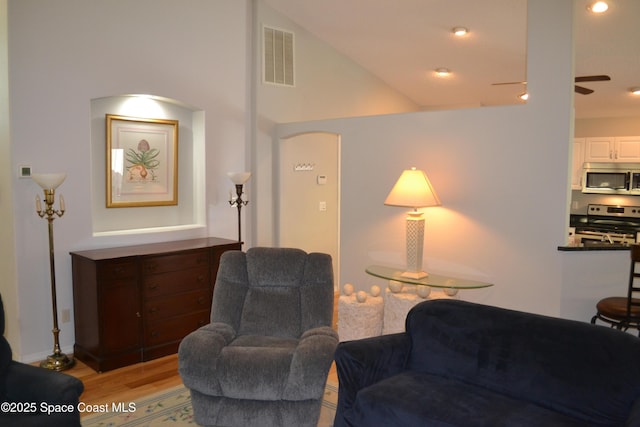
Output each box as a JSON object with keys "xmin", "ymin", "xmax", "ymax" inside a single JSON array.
[
  {"xmin": 354, "ymin": 266, "xmax": 493, "ymax": 335},
  {"xmin": 365, "ymin": 265, "xmax": 494, "ymax": 292}
]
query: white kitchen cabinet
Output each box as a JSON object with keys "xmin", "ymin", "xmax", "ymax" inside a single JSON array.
[
  {"xmin": 572, "ymin": 138, "xmax": 584, "ymax": 190},
  {"xmin": 615, "ymin": 137, "xmax": 640, "ymax": 161},
  {"xmin": 584, "ymin": 136, "xmax": 640, "ymax": 162},
  {"xmin": 584, "ymin": 137, "xmax": 614, "ymax": 162}
]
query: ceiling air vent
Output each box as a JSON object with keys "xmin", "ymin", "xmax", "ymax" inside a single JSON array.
[{"xmin": 263, "ymin": 26, "xmax": 294, "ymax": 86}]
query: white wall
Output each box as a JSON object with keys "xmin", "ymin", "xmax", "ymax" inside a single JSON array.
[
  {"xmin": 8, "ymin": 0, "xmax": 250, "ymax": 361},
  {"xmin": 252, "ymin": 1, "xmax": 420, "ymax": 247},
  {"xmin": 275, "ymin": 0, "xmax": 575, "ymax": 317},
  {"xmin": 576, "ymin": 116, "xmax": 640, "ymax": 137},
  {"xmin": 0, "ymin": 0, "xmax": 20, "ymax": 352}
]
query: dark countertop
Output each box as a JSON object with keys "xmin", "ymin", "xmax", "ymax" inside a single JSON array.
[{"xmin": 558, "ymin": 244, "xmax": 631, "ymax": 251}]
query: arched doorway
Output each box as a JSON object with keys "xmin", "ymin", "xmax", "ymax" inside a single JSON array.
[{"xmin": 277, "ymin": 132, "xmax": 340, "ymax": 289}]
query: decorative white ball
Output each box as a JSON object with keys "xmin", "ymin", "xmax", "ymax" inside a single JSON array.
[
  {"xmin": 417, "ymin": 286, "xmax": 431, "ymax": 299},
  {"xmin": 343, "ymin": 283, "xmax": 354, "ymax": 296},
  {"xmin": 356, "ymin": 291, "xmax": 368, "ymax": 303},
  {"xmin": 370, "ymin": 285, "xmax": 381, "ymax": 297},
  {"xmin": 444, "ymin": 287, "xmax": 458, "ymax": 297},
  {"xmin": 388, "ymin": 280, "xmax": 403, "ymax": 293}
]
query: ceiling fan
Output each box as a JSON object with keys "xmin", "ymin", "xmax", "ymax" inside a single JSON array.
[{"xmin": 492, "ymin": 75, "xmax": 611, "ymax": 95}]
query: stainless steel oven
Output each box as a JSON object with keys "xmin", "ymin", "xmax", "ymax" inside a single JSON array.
[{"xmin": 571, "ymin": 204, "xmax": 640, "ymax": 247}]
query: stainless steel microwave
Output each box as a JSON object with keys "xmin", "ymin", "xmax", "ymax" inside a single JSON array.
[{"xmin": 582, "ymin": 163, "xmax": 640, "ymax": 194}]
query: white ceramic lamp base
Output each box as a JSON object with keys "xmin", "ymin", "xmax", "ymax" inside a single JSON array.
[{"xmin": 402, "ymin": 212, "xmax": 428, "ymax": 279}]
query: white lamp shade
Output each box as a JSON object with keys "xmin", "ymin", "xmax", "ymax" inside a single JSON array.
[
  {"xmin": 384, "ymin": 167, "xmax": 441, "ymax": 208},
  {"xmin": 227, "ymin": 172, "xmax": 251, "ymax": 185},
  {"xmin": 32, "ymin": 173, "xmax": 67, "ymax": 190}
]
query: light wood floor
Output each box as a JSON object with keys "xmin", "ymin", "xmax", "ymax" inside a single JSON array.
[{"xmin": 64, "ymin": 293, "xmax": 339, "ymax": 415}]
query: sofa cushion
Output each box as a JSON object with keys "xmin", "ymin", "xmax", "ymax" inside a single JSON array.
[
  {"xmin": 405, "ymin": 300, "xmax": 640, "ymax": 426},
  {"xmin": 351, "ymin": 371, "xmax": 593, "ymax": 427},
  {"xmin": 215, "ymin": 335, "xmax": 298, "ymax": 400}
]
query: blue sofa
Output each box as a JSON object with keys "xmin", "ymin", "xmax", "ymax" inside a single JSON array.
[
  {"xmin": 0, "ymin": 294, "xmax": 84, "ymax": 426},
  {"xmin": 334, "ymin": 299, "xmax": 640, "ymax": 427}
]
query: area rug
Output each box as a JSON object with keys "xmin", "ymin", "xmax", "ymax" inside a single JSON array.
[{"xmin": 82, "ymin": 381, "xmax": 338, "ymax": 426}]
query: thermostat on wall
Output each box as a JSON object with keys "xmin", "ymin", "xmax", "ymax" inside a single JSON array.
[
  {"xmin": 18, "ymin": 165, "xmax": 32, "ymax": 178},
  {"xmin": 317, "ymin": 175, "xmax": 327, "ymax": 185}
]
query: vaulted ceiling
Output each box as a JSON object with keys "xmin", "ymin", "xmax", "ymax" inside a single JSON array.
[{"xmin": 263, "ymin": 0, "xmax": 640, "ymax": 119}]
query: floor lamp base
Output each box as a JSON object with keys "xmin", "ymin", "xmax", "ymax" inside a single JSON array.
[{"xmin": 40, "ymin": 352, "xmax": 75, "ymax": 371}]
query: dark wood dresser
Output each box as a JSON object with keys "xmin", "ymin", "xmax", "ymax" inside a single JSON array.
[{"xmin": 70, "ymin": 237, "xmax": 241, "ymax": 372}]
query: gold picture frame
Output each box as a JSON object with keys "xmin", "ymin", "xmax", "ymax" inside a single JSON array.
[{"xmin": 106, "ymin": 114, "xmax": 178, "ymax": 208}]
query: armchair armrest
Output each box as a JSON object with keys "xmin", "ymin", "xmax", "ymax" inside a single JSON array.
[
  {"xmin": 4, "ymin": 361, "xmax": 84, "ymax": 404},
  {"xmin": 1, "ymin": 361, "xmax": 84, "ymax": 426},
  {"xmin": 283, "ymin": 326, "xmax": 339, "ymax": 400},
  {"xmin": 178, "ymin": 322, "xmax": 236, "ymax": 392},
  {"xmin": 334, "ymin": 333, "xmax": 411, "ymax": 427}
]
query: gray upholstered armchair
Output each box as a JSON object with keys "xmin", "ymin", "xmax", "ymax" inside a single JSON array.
[{"xmin": 178, "ymin": 247, "xmax": 338, "ymax": 427}]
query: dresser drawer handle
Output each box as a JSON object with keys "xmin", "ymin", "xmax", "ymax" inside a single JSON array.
[
  {"xmin": 145, "ymin": 262, "xmax": 159, "ymax": 272},
  {"xmin": 197, "ymin": 275, "xmax": 205, "ymax": 283},
  {"xmin": 197, "ymin": 297, "xmax": 206, "ymax": 305},
  {"xmin": 151, "ymin": 331, "xmax": 160, "ymax": 337},
  {"xmin": 148, "ymin": 284, "xmax": 159, "ymax": 290},
  {"xmin": 149, "ymin": 307, "xmax": 159, "ymax": 313},
  {"xmin": 136, "ymin": 312, "xmax": 141, "ymax": 318}
]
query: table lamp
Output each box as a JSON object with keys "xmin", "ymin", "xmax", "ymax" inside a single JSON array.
[{"xmin": 384, "ymin": 167, "xmax": 441, "ymax": 279}]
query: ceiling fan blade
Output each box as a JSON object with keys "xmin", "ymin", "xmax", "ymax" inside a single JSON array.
[
  {"xmin": 575, "ymin": 75, "xmax": 611, "ymax": 83},
  {"xmin": 575, "ymin": 85, "xmax": 594, "ymax": 95},
  {"xmin": 491, "ymin": 81, "xmax": 527, "ymax": 86}
]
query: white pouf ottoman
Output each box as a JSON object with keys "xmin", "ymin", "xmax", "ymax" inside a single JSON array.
[
  {"xmin": 337, "ymin": 288, "xmax": 384, "ymax": 342},
  {"xmin": 383, "ymin": 285, "xmax": 421, "ymax": 334},
  {"xmin": 383, "ymin": 283, "xmax": 457, "ymax": 334}
]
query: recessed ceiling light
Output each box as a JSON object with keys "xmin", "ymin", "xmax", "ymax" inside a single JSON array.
[
  {"xmin": 630, "ymin": 87, "xmax": 640, "ymax": 95},
  {"xmin": 452, "ymin": 27, "xmax": 468, "ymax": 36},
  {"xmin": 434, "ymin": 68, "xmax": 451, "ymax": 77},
  {"xmin": 587, "ymin": 1, "xmax": 609, "ymax": 13}
]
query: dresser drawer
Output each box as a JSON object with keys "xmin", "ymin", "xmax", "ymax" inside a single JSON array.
[
  {"xmin": 97, "ymin": 259, "xmax": 137, "ymax": 280},
  {"xmin": 144, "ymin": 289, "xmax": 210, "ymax": 320},
  {"xmin": 142, "ymin": 266, "xmax": 209, "ymax": 298},
  {"xmin": 145, "ymin": 311, "xmax": 209, "ymax": 346},
  {"xmin": 142, "ymin": 249, "xmax": 209, "ymax": 275}
]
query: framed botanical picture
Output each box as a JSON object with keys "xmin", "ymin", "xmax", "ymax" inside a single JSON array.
[{"xmin": 106, "ymin": 114, "xmax": 179, "ymax": 208}]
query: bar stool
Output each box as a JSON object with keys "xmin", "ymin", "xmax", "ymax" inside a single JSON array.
[{"xmin": 591, "ymin": 244, "xmax": 640, "ymax": 335}]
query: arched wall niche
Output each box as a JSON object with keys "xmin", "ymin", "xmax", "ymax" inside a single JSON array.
[{"xmin": 90, "ymin": 94, "xmax": 206, "ymax": 236}]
